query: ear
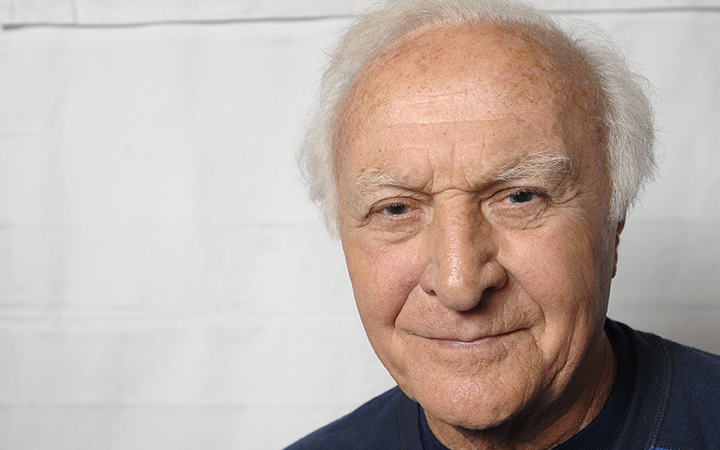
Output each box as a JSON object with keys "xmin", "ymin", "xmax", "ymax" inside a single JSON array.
[{"xmin": 611, "ymin": 218, "xmax": 626, "ymax": 279}]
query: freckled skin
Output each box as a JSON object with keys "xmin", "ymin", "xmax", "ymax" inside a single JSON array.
[{"xmin": 335, "ymin": 22, "xmax": 623, "ymax": 450}]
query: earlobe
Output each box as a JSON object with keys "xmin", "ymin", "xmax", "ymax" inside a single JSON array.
[{"xmin": 612, "ymin": 218, "xmax": 626, "ymax": 278}]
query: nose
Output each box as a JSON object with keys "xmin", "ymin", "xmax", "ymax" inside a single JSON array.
[{"xmin": 420, "ymin": 206, "xmax": 506, "ymax": 311}]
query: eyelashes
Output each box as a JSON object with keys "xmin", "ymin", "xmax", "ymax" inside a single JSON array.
[
  {"xmin": 370, "ymin": 188, "xmax": 547, "ymax": 211},
  {"xmin": 505, "ymin": 187, "xmax": 549, "ymax": 205},
  {"xmin": 366, "ymin": 188, "xmax": 549, "ymax": 228}
]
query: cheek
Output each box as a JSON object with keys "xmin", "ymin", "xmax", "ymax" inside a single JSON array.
[
  {"xmin": 343, "ymin": 236, "xmax": 422, "ymax": 330},
  {"xmin": 499, "ymin": 217, "xmax": 610, "ymax": 322}
]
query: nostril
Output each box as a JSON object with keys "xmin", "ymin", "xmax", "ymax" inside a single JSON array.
[{"xmin": 422, "ymin": 286, "xmax": 436, "ymax": 296}]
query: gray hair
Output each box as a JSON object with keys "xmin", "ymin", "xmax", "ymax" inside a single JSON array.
[{"xmin": 298, "ymin": 0, "xmax": 656, "ymax": 234}]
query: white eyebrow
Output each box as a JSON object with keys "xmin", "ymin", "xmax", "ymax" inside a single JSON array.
[
  {"xmin": 345, "ymin": 168, "xmax": 410, "ymax": 214},
  {"xmin": 350, "ymin": 151, "xmax": 572, "ymax": 194},
  {"xmin": 495, "ymin": 151, "xmax": 573, "ymax": 184},
  {"xmin": 352, "ymin": 168, "xmax": 406, "ymax": 194}
]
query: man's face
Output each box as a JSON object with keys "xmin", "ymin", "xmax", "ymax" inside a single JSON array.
[{"xmin": 336, "ymin": 23, "xmax": 620, "ymax": 431}]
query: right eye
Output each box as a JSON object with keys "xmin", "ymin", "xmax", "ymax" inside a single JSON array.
[{"xmin": 383, "ymin": 203, "xmax": 411, "ymax": 216}]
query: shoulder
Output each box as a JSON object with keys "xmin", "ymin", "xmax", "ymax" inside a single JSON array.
[
  {"xmin": 624, "ymin": 323, "xmax": 720, "ymax": 406},
  {"xmin": 285, "ymin": 387, "xmax": 413, "ymax": 450},
  {"xmin": 613, "ymin": 321, "xmax": 720, "ymax": 448},
  {"xmin": 660, "ymin": 338, "xmax": 720, "ymax": 445},
  {"xmin": 609, "ymin": 319, "xmax": 720, "ymax": 385}
]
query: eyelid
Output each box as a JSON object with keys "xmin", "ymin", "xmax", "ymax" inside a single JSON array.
[
  {"xmin": 367, "ymin": 196, "xmax": 425, "ymax": 219},
  {"xmin": 485, "ymin": 187, "xmax": 549, "ymax": 212},
  {"xmin": 371, "ymin": 201, "xmax": 411, "ymax": 215},
  {"xmin": 372, "ymin": 202, "xmax": 403, "ymax": 212},
  {"xmin": 503, "ymin": 187, "xmax": 547, "ymax": 200}
]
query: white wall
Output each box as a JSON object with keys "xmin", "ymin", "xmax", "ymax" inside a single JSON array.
[{"xmin": 0, "ymin": 1, "xmax": 718, "ymax": 449}]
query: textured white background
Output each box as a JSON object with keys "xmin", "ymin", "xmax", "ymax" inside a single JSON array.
[{"xmin": 0, "ymin": 1, "xmax": 719, "ymax": 449}]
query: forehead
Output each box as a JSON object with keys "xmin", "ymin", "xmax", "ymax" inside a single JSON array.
[
  {"xmin": 348, "ymin": 23, "xmax": 582, "ymax": 120},
  {"xmin": 335, "ymin": 22, "xmax": 596, "ymax": 186}
]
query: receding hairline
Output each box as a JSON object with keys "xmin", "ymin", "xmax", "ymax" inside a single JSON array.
[
  {"xmin": 359, "ymin": 19, "xmax": 586, "ymax": 75},
  {"xmin": 298, "ymin": 0, "xmax": 656, "ymax": 234},
  {"xmin": 335, "ymin": 19, "xmax": 604, "ymax": 203},
  {"xmin": 349, "ymin": 20, "xmax": 597, "ymax": 95},
  {"xmin": 334, "ymin": 18, "xmax": 605, "ymax": 161}
]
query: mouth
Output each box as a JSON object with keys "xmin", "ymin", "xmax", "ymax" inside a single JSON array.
[
  {"xmin": 412, "ymin": 329, "xmax": 521, "ymax": 347},
  {"xmin": 437, "ymin": 333, "xmax": 513, "ymax": 348},
  {"xmin": 400, "ymin": 329, "xmax": 527, "ymax": 366}
]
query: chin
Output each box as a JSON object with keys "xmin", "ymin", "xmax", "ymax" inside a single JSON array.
[{"xmin": 402, "ymin": 368, "xmax": 544, "ymax": 431}]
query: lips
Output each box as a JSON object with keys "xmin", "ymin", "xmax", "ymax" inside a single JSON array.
[{"xmin": 409, "ymin": 329, "xmax": 520, "ymax": 344}]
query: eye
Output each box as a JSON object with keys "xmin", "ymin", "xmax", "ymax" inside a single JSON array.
[
  {"xmin": 383, "ymin": 203, "xmax": 411, "ymax": 216},
  {"xmin": 508, "ymin": 190, "xmax": 537, "ymax": 204}
]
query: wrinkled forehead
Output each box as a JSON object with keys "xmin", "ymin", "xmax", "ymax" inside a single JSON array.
[{"xmin": 337, "ymin": 20, "xmax": 601, "ymax": 152}]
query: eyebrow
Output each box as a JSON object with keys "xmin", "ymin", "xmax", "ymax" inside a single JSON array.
[
  {"xmin": 350, "ymin": 150, "xmax": 573, "ymax": 196},
  {"xmin": 352, "ymin": 168, "xmax": 407, "ymax": 194},
  {"xmin": 495, "ymin": 151, "xmax": 573, "ymax": 184}
]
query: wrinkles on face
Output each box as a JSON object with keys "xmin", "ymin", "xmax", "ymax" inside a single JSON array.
[{"xmin": 336, "ymin": 20, "xmax": 617, "ymax": 450}]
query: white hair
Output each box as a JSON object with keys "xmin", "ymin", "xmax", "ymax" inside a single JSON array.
[{"xmin": 298, "ymin": 0, "xmax": 656, "ymax": 235}]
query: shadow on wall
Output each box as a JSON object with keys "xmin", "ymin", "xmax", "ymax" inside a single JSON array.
[{"xmin": 609, "ymin": 218, "xmax": 720, "ymax": 354}]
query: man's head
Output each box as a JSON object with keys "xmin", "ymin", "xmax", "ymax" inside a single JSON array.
[
  {"xmin": 299, "ymin": 0, "xmax": 655, "ymax": 233},
  {"xmin": 300, "ymin": 0, "xmax": 656, "ymax": 447}
]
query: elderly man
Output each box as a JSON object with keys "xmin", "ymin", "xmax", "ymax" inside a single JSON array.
[{"xmin": 287, "ymin": 0, "xmax": 720, "ymax": 449}]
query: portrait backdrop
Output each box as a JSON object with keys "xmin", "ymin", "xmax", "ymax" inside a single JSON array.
[{"xmin": 0, "ymin": 0, "xmax": 719, "ymax": 449}]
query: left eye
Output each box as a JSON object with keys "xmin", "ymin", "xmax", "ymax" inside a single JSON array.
[{"xmin": 508, "ymin": 191, "xmax": 536, "ymax": 204}]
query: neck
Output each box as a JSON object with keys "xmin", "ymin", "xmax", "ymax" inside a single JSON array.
[{"xmin": 425, "ymin": 330, "xmax": 617, "ymax": 450}]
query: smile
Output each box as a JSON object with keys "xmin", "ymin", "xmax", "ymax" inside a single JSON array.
[{"xmin": 412, "ymin": 329, "xmax": 521, "ymax": 349}]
